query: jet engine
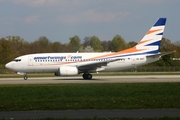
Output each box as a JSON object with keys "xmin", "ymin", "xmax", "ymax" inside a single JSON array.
[{"xmin": 54, "ymin": 66, "xmax": 78, "ymax": 76}]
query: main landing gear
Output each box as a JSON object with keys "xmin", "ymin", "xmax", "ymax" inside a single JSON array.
[{"xmin": 82, "ymin": 73, "xmax": 92, "ymax": 80}]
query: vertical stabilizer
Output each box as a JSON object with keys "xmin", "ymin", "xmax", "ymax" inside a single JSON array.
[{"xmin": 135, "ymin": 18, "xmax": 167, "ymax": 54}]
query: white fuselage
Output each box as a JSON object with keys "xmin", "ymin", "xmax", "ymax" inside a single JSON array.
[{"xmin": 5, "ymin": 52, "xmax": 160, "ymax": 74}]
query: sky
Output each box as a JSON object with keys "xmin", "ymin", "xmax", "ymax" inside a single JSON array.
[{"xmin": 0, "ymin": 0, "xmax": 179, "ymax": 44}]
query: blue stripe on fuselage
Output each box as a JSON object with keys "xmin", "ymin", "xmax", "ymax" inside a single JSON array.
[{"xmin": 100, "ymin": 50, "xmax": 159, "ymax": 59}]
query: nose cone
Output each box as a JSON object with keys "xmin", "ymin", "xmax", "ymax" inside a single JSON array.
[{"xmin": 5, "ymin": 62, "xmax": 12, "ymax": 70}]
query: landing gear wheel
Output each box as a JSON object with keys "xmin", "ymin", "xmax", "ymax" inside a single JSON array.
[
  {"xmin": 83, "ymin": 74, "xmax": 86, "ymax": 79},
  {"xmin": 24, "ymin": 75, "xmax": 28, "ymax": 80},
  {"xmin": 82, "ymin": 73, "xmax": 92, "ymax": 80},
  {"xmin": 87, "ymin": 74, "xmax": 92, "ymax": 79}
]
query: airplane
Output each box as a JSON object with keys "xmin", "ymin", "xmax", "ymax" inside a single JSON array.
[{"xmin": 6, "ymin": 18, "xmax": 168, "ymax": 80}]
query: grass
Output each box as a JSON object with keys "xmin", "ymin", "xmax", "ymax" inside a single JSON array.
[{"xmin": 0, "ymin": 83, "xmax": 180, "ymax": 111}]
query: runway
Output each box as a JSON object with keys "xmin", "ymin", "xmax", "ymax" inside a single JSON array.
[
  {"xmin": 1, "ymin": 109, "xmax": 180, "ymax": 119},
  {"xmin": 0, "ymin": 75, "xmax": 180, "ymax": 84}
]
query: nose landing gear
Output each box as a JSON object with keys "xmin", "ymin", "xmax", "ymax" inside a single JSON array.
[
  {"xmin": 17, "ymin": 72, "xmax": 28, "ymax": 80},
  {"xmin": 23, "ymin": 74, "xmax": 28, "ymax": 80}
]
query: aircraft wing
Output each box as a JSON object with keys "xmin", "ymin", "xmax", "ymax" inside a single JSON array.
[{"xmin": 77, "ymin": 59, "xmax": 119, "ymax": 72}]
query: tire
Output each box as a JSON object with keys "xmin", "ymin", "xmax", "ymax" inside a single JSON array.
[
  {"xmin": 87, "ymin": 74, "xmax": 92, "ymax": 79},
  {"xmin": 24, "ymin": 75, "xmax": 28, "ymax": 80}
]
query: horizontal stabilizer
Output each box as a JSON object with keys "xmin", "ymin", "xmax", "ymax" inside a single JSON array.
[
  {"xmin": 146, "ymin": 51, "xmax": 175, "ymax": 58},
  {"xmin": 160, "ymin": 51, "xmax": 175, "ymax": 56}
]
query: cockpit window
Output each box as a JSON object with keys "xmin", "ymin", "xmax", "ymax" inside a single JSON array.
[{"xmin": 13, "ymin": 59, "xmax": 21, "ymax": 62}]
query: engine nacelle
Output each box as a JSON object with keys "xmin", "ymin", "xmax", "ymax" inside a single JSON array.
[{"xmin": 54, "ymin": 66, "xmax": 78, "ymax": 76}]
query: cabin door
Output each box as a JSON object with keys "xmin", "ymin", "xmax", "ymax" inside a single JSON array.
[
  {"xmin": 28, "ymin": 56, "xmax": 33, "ymax": 66},
  {"xmin": 131, "ymin": 57, "xmax": 136, "ymax": 66}
]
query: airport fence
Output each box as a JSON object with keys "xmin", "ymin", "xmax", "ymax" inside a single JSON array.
[{"xmin": 1, "ymin": 67, "xmax": 180, "ymax": 74}]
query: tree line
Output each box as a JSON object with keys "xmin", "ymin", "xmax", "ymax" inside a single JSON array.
[{"xmin": 0, "ymin": 35, "xmax": 180, "ymax": 69}]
